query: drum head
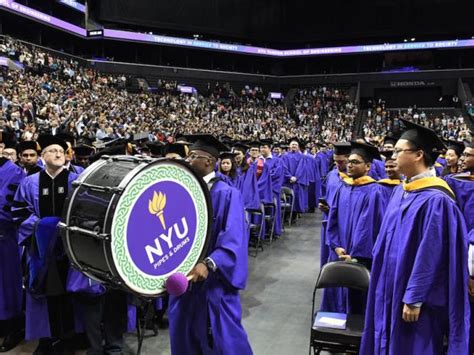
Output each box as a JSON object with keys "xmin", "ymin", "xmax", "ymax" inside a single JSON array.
[{"xmin": 110, "ymin": 158, "xmax": 212, "ymax": 296}]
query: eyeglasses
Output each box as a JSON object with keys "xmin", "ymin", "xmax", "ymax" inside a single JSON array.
[
  {"xmin": 187, "ymin": 153, "xmax": 212, "ymax": 161},
  {"xmin": 44, "ymin": 148, "xmax": 65, "ymax": 155},
  {"xmin": 2, "ymin": 152, "xmax": 16, "ymax": 158},
  {"xmin": 348, "ymin": 160, "xmax": 364, "ymax": 165},
  {"xmin": 392, "ymin": 148, "xmax": 418, "ymax": 156}
]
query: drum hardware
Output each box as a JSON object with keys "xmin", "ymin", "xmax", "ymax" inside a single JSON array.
[
  {"xmin": 58, "ymin": 223, "xmax": 111, "ymax": 241},
  {"xmin": 72, "ymin": 181, "xmax": 124, "ymax": 194},
  {"xmin": 101, "ymin": 155, "xmax": 153, "ymax": 163}
]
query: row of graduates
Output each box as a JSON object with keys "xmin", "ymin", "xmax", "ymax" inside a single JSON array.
[
  {"xmin": 317, "ymin": 119, "xmax": 474, "ymax": 354},
  {"xmin": 0, "ymin": 133, "xmax": 142, "ymax": 354}
]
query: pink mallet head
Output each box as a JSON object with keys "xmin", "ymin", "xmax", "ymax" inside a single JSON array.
[{"xmin": 165, "ymin": 273, "xmax": 189, "ymax": 296}]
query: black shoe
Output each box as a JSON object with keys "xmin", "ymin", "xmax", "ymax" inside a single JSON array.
[
  {"xmin": 33, "ymin": 338, "xmax": 54, "ymax": 355},
  {"xmin": 0, "ymin": 329, "xmax": 24, "ymax": 352}
]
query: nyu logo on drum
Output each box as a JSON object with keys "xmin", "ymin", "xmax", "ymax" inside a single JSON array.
[
  {"xmin": 110, "ymin": 162, "xmax": 209, "ymax": 295},
  {"xmin": 145, "ymin": 190, "xmax": 191, "ymax": 265},
  {"xmin": 126, "ymin": 180, "xmax": 198, "ymax": 277}
]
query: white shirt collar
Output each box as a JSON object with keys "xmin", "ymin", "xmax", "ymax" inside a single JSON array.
[
  {"xmin": 261, "ymin": 154, "xmax": 273, "ymax": 161},
  {"xmin": 203, "ymin": 171, "xmax": 216, "ymax": 185},
  {"xmin": 45, "ymin": 166, "xmax": 64, "ymax": 179},
  {"xmin": 407, "ymin": 168, "xmax": 436, "ymax": 183}
]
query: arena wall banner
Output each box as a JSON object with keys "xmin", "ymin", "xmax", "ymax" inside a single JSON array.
[{"xmin": 2, "ymin": 0, "xmax": 474, "ymax": 58}]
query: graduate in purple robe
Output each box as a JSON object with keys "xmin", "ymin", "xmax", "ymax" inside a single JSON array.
[
  {"xmin": 0, "ymin": 135, "xmax": 27, "ymax": 352},
  {"xmin": 12, "ymin": 135, "xmax": 79, "ymax": 353},
  {"xmin": 260, "ymin": 140, "xmax": 284, "ymax": 237},
  {"xmin": 316, "ymin": 144, "xmax": 331, "ymax": 179},
  {"xmin": 169, "ymin": 135, "xmax": 252, "ymax": 355},
  {"xmin": 307, "ymin": 147, "xmax": 322, "ymax": 214},
  {"xmin": 321, "ymin": 142, "xmax": 387, "ymax": 314},
  {"xmin": 56, "ymin": 133, "xmax": 86, "ymax": 175},
  {"xmin": 281, "ymin": 138, "xmax": 309, "ymax": 216},
  {"xmin": 361, "ymin": 119, "xmax": 470, "ymax": 355},
  {"xmin": 446, "ymin": 141, "xmax": 474, "ymax": 353},
  {"xmin": 441, "ymin": 140, "xmax": 464, "ymax": 178},
  {"xmin": 232, "ymin": 143, "xmax": 260, "ymax": 211},
  {"xmin": 318, "ymin": 143, "xmax": 350, "ymax": 269},
  {"xmin": 247, "ymin": 141, "xmax": 273, "ymax": 205},
  {"xmin": 377, "ymin": 150, "xmax": 402, "ymax": 202},
  {"xmin": 16, "ymin": 140, "xmax": 43, "ymax": 176}
]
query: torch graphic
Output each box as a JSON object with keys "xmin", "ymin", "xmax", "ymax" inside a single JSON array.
[{"xmin": 148, "ymin": 191, "xmax": 167, "ymax": 230}]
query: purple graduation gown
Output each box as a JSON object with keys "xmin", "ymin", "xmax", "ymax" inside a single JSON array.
[
  {"xmin": 446, "ymin": 173, "xmax": 474, "ymax": 351},
  {"xmin": 168, "ymin": 180, "xmax": 252, "ymax": 355},
  {"xmin": 319, "ymin": 169, "xmax": 347, "ymax": 268},
  {"xmin": 317, "ymin": 151, "xmax": 331, "ymax": 178},
  {"xmin": 12, "ymin": 170, "xmax": 83, "ymax": 340},
  {"xmin": 360, "ymin": 179, "xmax": 470, "ymax": 355},
  {"xmin": 368, "ymin": 159, "xmax": 387, "ymax": 180},
  {"xmin": 264, "ymin": 156, "xmax": 284, "ymax": 236},
  {"xmin": 377, "ymin": 179, "xmax": 401, "ymax": 202},
  {"xmin": 234, "ymin": 166, "xmax": 260, "ymax": 211},
  {"xmin": 321, "ymin": 176, "xmax": 386, "ymax": 313},
  {"xmin": 446, "ymin": 173, "xmax": 474, "ymax": 234},
  {"xmin": 282, "ymin": 152, "xmax": 309, "ymax": 213},
  {"xmin": 0, "ymin": 159, "xmax": 26, "ymax": 320}
]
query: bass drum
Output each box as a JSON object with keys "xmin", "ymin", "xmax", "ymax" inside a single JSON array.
[{"xmin": 60, "ymin": 156, "xmax": 212, "ymax": 297}]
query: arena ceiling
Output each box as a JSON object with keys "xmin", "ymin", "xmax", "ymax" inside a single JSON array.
[{"xmin": 91, "ymin": 0, "xmax": 474, "ymax": 48}]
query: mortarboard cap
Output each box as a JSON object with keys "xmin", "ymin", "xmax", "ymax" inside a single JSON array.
[
  {"xmin": 259, "ymin": 139, "xmax": 273, "ymax": 148},
  {"xmin": 288, "ymin": 137, "xmax": 301, "ymax": 146},
  {"xmin": 163, "ymin": 143, "xmax": 187, "ymax": 158},
  {"xmin": 248, "ymin": 141, "xmax": 261, "ymax": 148},
  {"xmin": 380, "ymin": 150, "xmax": 395, "ymax": 161},
  {"xmin": 38, "ymin": 134, "xmax": 69, "ymax": 152},
  {"xmin": 231, "ymin": 142, "xmax": 250, "ymax": 154},
  {"xmin": 186, "ymin": 134, "xmax": 229, "ymax": 159},
  {"xmin": 74, "ymin": 145, "xmax": 95, "ymax": 157},
  {"xmin": 0, "ymin": 131, "xmax": 17, "ymax": 149},
  {"xmin": 350, "ymin": 141, "xmax": 381, "ymax": 162},
  {"xmin": 333, "ymin": 142, "xmax": 351, "ymax": 155},
  {"xmin": 146, "ymin": 141, "xmax": 164, "ymax": 157},
  {"xmin": 17, "ymin": 140, "xmax": 41, "ymax": 154},
  {"xmin": 399, "ymin": 118, "xmax": 446, "ymax": 162},
  {"xmin": 55, "ymin": 133, "xmax": 76, "ymax": 147},
  {"xmin": 383, "ymin": 134, "xmax": 398, "ymax": 146},
  {"xmin": 219, "ymin": 151, "xmax": 238, "ymax": 160}
]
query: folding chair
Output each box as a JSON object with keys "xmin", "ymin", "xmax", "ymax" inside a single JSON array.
[
  {"xmin": 246, "ymin": 204, "xmax": 265, "ymax": 257},
  {"xmin": 281, "ymin": 186, "xmax": 294, "ymax": 226},
  {"xmin": 263, "ymin": 197, "xmax": 277, "ymax": 243},
  {"xmin": 310, "ymin": 261, "xmax": 370, "ymax": 355}
]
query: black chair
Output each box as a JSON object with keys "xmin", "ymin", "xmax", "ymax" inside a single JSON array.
[
  {"xmin": 263, "ymin": 197, "xmax": 277, "ymax": 243},
  {"xmin": 310, "ymin": 261, "xmax": 370, "ymax": 355},
  {"xmin": 280, "ymin": 186, "xmax": 294, "ymax": 226},
  {"xmin": 246, "ymin": 204, "xmax": 265, "ymax": 257}
]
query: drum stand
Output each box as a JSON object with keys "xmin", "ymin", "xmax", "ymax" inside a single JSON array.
[{"xmin": 135, "ymin": 298, "xmax": 157, "ymax": 355}]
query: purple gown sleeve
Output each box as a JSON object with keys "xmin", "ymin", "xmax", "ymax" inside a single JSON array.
[
  {"xmin": 325, "ymin": 187, "xmax": 343, "ymax": 249},
  {"xmin": 12, "ymin": 175, "xmax": 40, "ymax": 246},
  {"xmin": 402, "ymin": 196, "xmax": 469, "ymax": 355},
  {"xmin": 209, "ymin": 187, "xmax": 249, "ymax": 290}
]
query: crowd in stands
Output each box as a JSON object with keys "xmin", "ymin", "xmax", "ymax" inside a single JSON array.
[
  {"xmin": 363, "ymin": 102, "xmax": 471, "ymax": 145},
  {"xmin": 1, "ymin": 35, "xmax": 471, "ymax": 149},
  {"xmin": 0, "ymin": 36, "xmax": 363, "ymax": 146},
  {"xmin": 293, "ymin": 87, "xmax": 357, "ymax": 144}
]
